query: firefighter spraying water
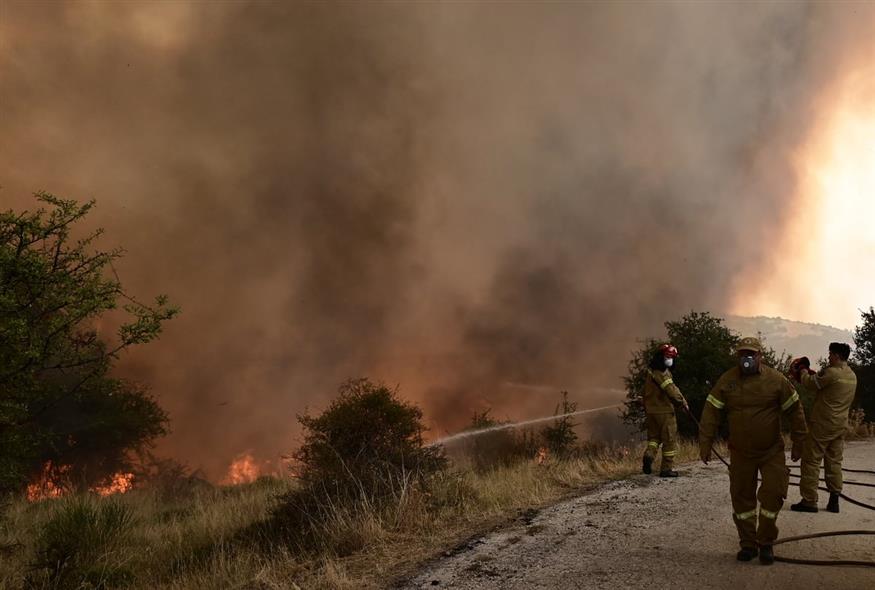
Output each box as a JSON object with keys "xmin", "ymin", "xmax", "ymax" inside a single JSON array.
[{"xmin": 641, "ymin": 343, "xmax": 688, "ymax": 478}]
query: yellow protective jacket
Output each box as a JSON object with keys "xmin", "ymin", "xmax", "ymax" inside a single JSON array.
[
  {"xmin": 699, "ymin": 364, "xmax": 807, "ymax": 460},
  {"xmin": 799, "ymin": 361, "xmax": 857, "ymax": 439},
  {"xmin": 643, "ymin": 368, "xmax": 685, "ymax": 414}
]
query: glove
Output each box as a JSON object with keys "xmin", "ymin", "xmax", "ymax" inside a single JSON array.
[
  {"xmin": 791, "ymin": 442, "xmax": 802, "ymax": 462},
  {"xmin": 699, "ymin": 445, "xmax": 711, "ymax": 464},
  {"xmin": 789, "ymin": 357, "xmax": 812, "ymax": 382}
]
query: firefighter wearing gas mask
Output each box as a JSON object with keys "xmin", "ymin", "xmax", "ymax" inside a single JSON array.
[
  {"xmin": 790, "ymin": 342, "xmax": 857, "ymax": 514},
  {"xmin": 698, "ymin": 337, "xmax": 807, "ymax": 565},
  {"xmin": 641, "ymin": 344, "xmax": 688, "ymax": 478}
]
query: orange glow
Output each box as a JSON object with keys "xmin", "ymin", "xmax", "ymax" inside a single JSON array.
[
  {"xmin": 221, "ymin": 453, "xmax": 260, "ymax": 485},
  {"xmin": 93, "ymin": 472, "xmax": 135, "ymax": 496},
  {"xmin": 26, "ymin": 462, "xmax": 135, "ymax": 501},
  {"xmin": 535, "ymin": 446, "xmax": 549, "ymax": 465},
  {"xmin": 735, "ymin": 63, "xmax": 875, "ymax": 329},
  {"xmin": 26, "ymin": 462, "xmax": 69, "ymax": 502}
]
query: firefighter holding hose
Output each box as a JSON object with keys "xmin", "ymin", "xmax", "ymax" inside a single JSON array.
[
  {"xmin": 641, "ymin": 343, "xmax": 688, "ymax": 478},
  {"xmin": 698, "ymin": 337, "xmax": 807, "ymax": 565},
  {"xmin": 790, "ymin": 342, "xmax": 857, "ymax": 514}
]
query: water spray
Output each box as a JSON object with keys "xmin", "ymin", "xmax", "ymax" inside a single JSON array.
[{"xmin": 427, "ymin": 403, "xmax": 623, "ymax": 447}]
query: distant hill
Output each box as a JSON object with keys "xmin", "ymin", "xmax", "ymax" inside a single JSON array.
[{"xmin": 724, "ymin": 315, "xmax": 853, "ymax": 362}]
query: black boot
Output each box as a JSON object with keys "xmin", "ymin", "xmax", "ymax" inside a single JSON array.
[
  {"xmin": 642, "ymin": 455, "xmax": 653, "ymax": 475},
  {"xmin": 736, "ymin": 547, "xmax": 758, "ymax": 561},
  {"xmin": 790, "ymin": 500, "xmax": 818, "ymax": 513},
  {"xmin": 826, "ymin": 493, "xmax": 840, "ymax": 513},
  {"xmin": 759, "ymin": 545, "xmax": 774, "ymax": 565},
  {"xmin": 659, "ymin": 469, "xmax": 679, "ymax": 478}
]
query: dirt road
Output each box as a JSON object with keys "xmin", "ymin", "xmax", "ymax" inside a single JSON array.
[{"xmin": 402, "ymin": 441, "xmax": 875, "ymax": 590}]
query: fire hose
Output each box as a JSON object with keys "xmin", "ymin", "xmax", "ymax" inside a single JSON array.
[
  {"xmin": 680, "ymin": 405, "xmax": 875, "ymax": 567},
  {"xmin": 787, "ymin": 472, "xmax": 875, "ymax": 490},
  {"xmin": 788, "ymin": 464, "xmax": 875, "ymax": 476},
  {"xmin": 835, "ymin": 467, "xmax": 875, "ymax": 475}
]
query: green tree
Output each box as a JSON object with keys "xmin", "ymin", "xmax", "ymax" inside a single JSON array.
[
  {"xmin": 0, "ymin": 193, "xmax": 177, "ymax": 493},
  {"xmin": 853, "ymin": 307, "xmax": 875, "ymax": 366},
  {"xmin": 852, "ymin": 307, "xmax": 875, "ymax": 420}
]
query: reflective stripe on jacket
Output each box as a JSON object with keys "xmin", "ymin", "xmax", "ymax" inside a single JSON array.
[
  {"xmin": 699, "ymin": 365, "xmax": 807, "ymax": 460},
  {"xmin": 800, "ymin": 362, "xmax": 857, "ymax": 438},
  {"xmin": 643, "ymin": 368, "xmax": 685, "ymax": 414}
]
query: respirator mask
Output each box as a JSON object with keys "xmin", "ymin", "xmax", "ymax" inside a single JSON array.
[
  {"xmin": 664, "ymin": 357, "xmax": 674, "ymax": 368},
  {"xmin": 740, "ymin": 354, "xmax": 759, "ymax": 375}
]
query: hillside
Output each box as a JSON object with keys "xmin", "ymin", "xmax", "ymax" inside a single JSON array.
[{"xmin": 724, "ymin": 315, "xmax": 854, "ymax": 362}]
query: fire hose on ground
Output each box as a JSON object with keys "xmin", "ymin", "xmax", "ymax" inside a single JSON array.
[{"xmin": 681, "ymin": 405, "xmax": 875, "ymax": 567}]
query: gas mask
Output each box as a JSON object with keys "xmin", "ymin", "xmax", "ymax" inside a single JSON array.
[
  {"xmin": 664, "ymin": 357, "xmax": 674, "ymax": 368},
  {"xmin": 740, "ymin": 354, "xmax": 759, "ymax": 375}
]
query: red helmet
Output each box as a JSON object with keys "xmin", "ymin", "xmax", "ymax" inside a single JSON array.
[{"xmin": 659, "ymin": 344, "xmax": 679, "ymax": 358}]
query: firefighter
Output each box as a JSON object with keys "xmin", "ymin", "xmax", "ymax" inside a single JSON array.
[
  {"xmin": 699, "ymin": 337, "xmax": 807, "ymax": 565},
  {"xmin": 641, "ymin": 343, "xmax": 688, "ymax": 478},
  {"xmin": 790, "ymin": 342, "xmax": 857, "ymax": 513}
]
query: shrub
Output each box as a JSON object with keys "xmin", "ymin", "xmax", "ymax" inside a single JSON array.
[
  {"xmin": 452, "ymin": 409, "xmax": 538, "ymax": 472},
  {"xmin": 26, "ymin": 496, "xmax": 135, "ymax": 589},
  {"xmin": 540, "ymin": 391, "xmax": 578, "ymax": 457},
  {"xmin": 268, "ymin": 379, "xmax": 446, "ymax": 553},
  {"xmin": 292, "ymin": 378, "xmax": 445, "ymax": 499},
  {"xmin": 131, "ymin": 454, "xmax": 211, "ymax": 502}
]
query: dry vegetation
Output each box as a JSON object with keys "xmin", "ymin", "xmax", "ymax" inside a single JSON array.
[
  {"xmin": 847, "ymin": 408, "xmax": 875, "ymax": 439},
  {"xmin": 0, "ymin": 440, "xmax": 706, "ymax": 590},
  {"xmin": 7, "ymin": 405, "xmax": 870, "ymax": 590}
]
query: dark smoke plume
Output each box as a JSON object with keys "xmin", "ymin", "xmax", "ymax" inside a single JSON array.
[{"xmin": 1, "ymin": 1, "xmax": 872, "ymax": 478}]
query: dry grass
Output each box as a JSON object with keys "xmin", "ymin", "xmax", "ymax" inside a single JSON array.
[
  {"xmin": 0, "ymin": 440, "xmax": 703, "ymax": 590},
  {"xmin": 846, "ymin": 408, "xmax": 875, "ymax": 439}
]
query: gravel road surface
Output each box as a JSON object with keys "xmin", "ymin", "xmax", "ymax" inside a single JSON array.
[{"xmin": 402, "ymin": 440, "xmax": 875, "ymax": 590}]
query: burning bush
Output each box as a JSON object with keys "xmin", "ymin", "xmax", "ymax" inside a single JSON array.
[{"xmin": 222, "ymin": 453, "xmax": 261, "ymax": 486}]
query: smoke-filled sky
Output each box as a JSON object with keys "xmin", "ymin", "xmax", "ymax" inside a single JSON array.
[{"xmin": 2, "ymin": 1, "xmax": 873, "ymax": 479}]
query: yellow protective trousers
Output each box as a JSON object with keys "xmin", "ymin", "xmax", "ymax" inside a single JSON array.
[
  {"xmin": 643, "ymin": 413, "xmax": 678, "ymax": 471},
  {"xmin": 729, "ymin": 449, "xmax": 789, "ymax": 549},
  {"xmin": 799, "ymin": 434, "xmax": 844, "ymax": 505}
]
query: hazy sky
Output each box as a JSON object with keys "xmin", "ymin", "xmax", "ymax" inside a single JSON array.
[{"xmin": 2, "ymin": 1, "xmax": 873, "ymax": 478}]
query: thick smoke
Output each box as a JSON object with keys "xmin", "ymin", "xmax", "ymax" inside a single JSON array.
[{"xmin": 1, "ymin": 1, "xmax": 872, "ymax": 477}]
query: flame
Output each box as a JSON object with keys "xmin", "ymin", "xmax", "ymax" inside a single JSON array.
[
  {"xmin": 93, "ymin": 472, "xmax": 135, "ymax": 496},
  {"xmin": 535, "ymin": 446, "xmax": 549, "ymax": 465},
  {"xmin": 221, "ymin": 452, "xmax": 260, "ymax": 485},
  {"xmin": 26, "ymin": 462, "xmax": 135, "ymax": 501},
  {"xmin": 735, "ymin": 56, "xmax": 875, "ymax": 329},
  {"xmin": 26, "ymin": 462, "xmax": 69, "ymax": 502}
]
